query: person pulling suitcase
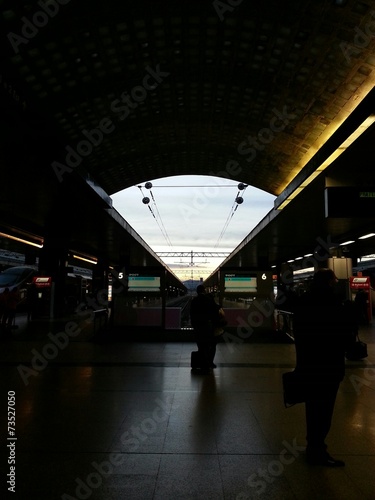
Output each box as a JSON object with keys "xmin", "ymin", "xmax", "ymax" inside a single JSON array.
[{"xmin": 190, "ymin": 285, "xmax": 221, "ymax": 372}]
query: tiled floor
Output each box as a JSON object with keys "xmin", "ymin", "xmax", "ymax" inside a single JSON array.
[{"xmin": 1, "ymin": 314, "xmax": 374, "ymax": 499}]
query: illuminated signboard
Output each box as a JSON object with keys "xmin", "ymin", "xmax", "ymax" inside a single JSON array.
[
  {"xmin": 128, "ymin": 275, "xmax": 161, "ymax": 292},
  {"xmin": 224, "ymin": 274, "xmax": 257, "ymax": 293},
  {"xmin": 32, "ymin": 276, "xmax": 52, "ymax": 288},
  {"xmin": 349, "ymin": 276, "xmax": 370, "ymax": 290}
]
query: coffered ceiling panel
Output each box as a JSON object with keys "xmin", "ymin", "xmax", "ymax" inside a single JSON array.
[{"xmin": 2, "ymin": 0, "xmax": 375, "ymax": 197}]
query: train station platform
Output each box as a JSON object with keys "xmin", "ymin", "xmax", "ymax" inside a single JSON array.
[{"xmin": 1, "ymin": 314, "xmax": 374, "ymax": 499}]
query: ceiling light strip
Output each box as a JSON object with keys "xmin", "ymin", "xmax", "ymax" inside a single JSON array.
[
  {"xmin": 358, "ymin": 233, "xmax": 375, "ymax": 239},
  {"xmin": 0, "ymin": 231, "xmax": 44, "ymax": 248},
  {"xmin": 277, "ymin": 115, "xmax": 375, "ymax": 210},
  {"xmin": 72, "ymin": 254, "xmax": 98, "ymax": 265}
]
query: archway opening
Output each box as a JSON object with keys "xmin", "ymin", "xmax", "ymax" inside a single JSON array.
[{"xmin": 111, "ymin": 175, "xmax": 275, "ymax": 283}]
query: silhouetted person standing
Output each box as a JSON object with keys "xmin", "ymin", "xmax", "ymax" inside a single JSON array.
[
  {"xmin": 27, "ymin": 282, "xmax": 38, "ymax": 322},
  {"xmin": 1, "ymin": 287, "xmax": 20, "ymax": 331},
  {"xmin": 190, "ymin": 285, "xmax": 220, "ymax": 370},
  {"xmin": 293, "ymin": 268, "xmax": 351, "ymax": 467},
  {"xmin": 354, "ymin": 288, "xmax": 369, "ymax": 325},
  {"xmin": 0, "ymin": 287, "xmax": 8, "ymax": 329}
]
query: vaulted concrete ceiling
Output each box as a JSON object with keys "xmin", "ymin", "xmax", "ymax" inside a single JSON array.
[
  {"xmin": 2, "ymin": 0, "xmax": 375, "ymax": 271},
  {"xmin": 3, "ymin": 0, "xmax": 375, "ymax": 197}
]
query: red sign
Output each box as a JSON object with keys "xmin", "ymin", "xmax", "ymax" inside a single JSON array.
[
  {"xmin": 32, "ymin": 277, "xmax": 52, "ymax": 288},
  {"xmin": 349, "ymin": 276, "xmax": 370, "ymax": 290}
]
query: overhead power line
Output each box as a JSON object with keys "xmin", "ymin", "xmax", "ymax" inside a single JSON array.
[
  {"xmin": 138, "ymin": 183, "xmax": 173, "ymax": 248},
  {"xmin": 214, "ymin": 183, "xmax": 248, "ymax": 248},
  {"xmin": 137, "ymin": 184, "xmax": 243, "ymax": 188},
  {"xmin": 137, "ymin": 181, "xmax": 248, "ymax": 252}
]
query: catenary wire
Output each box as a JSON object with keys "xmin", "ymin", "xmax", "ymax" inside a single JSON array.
[
  {"xmin": 138, "ymin": 186, "xmax": 173, "ymax": 248},
  {"xmin": 138, "ymin": 183, "xmax": 247, "ymax": 252},
  {"xmin": 214, "ymin": 185, "xmax": 248, "ymax": 249}
]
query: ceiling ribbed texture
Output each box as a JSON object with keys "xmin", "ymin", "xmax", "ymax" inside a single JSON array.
[{"xmin": 2, "ymin": 0, "xmax": 375, "ymax": 196}]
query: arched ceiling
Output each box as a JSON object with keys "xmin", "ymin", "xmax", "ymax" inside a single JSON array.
[
  {"xmin": 2, "ymin": 0, "xmax": 375, "ymax": 197},
  {"xmin": 2, "ymin": 0, "xmax": 375, "ymax": 274}
]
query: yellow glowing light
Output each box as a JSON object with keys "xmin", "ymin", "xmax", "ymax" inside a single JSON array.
[
  {"xmin": 72, "ymin": 254, "xmax": 98, "ymax": 265},
  {"xmin": 0, "ymin": 231, "xmax": 43, "ymax": 248}
]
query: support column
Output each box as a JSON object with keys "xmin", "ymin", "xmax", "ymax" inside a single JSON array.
[
  {"xmin": 161, "ymin": 268, "xmax": 166, "ymax": 330},
  {"xmin": 24, "ymin": 248, "xmax": 37, "ymax": 266},
  {"xmin": 327, "ymin": 256, "xmax": 352, "ymax": 300},
  {"xmin": 92, "ymin": 259, "xmax": 109, "ymax": 308},
  {"xmin": 38, "ymin": 236, "xmax": 69, "ymax": 317},
  {"xmin": 279, "ymin": 262, "xmax": 293, "ymax": 287},
  {"xmin": 92, "ymin": 260, "xmax": 108, "ymax": 293}
]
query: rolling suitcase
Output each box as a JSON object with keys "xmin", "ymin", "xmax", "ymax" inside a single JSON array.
[{"xmin": 191, "ymin": 351, "xmax": 204, "ymax": 369}]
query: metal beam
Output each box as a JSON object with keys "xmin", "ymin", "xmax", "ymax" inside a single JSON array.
[{"xmin": 157, "ymin": 252, "xmax": 229, "ymax": 258}]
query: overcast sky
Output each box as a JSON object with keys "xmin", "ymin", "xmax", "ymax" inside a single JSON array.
[{"xmin": 111, "ymin": 175, "xmax": 275, "ymax": 281}]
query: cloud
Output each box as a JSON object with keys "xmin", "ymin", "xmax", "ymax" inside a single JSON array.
[{"xmin": 111, "ymin": 175, "xmax": 275, "ymax": 278}]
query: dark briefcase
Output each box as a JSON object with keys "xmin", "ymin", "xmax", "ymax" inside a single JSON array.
[{"xmin": 282, "ymin": 371, "xmax": 308, "ymax": 408}]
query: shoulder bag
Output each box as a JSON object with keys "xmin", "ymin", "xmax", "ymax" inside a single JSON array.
[{"xmin": 346, "ymin": 333, "xmax": 368, "ymax": 360}]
